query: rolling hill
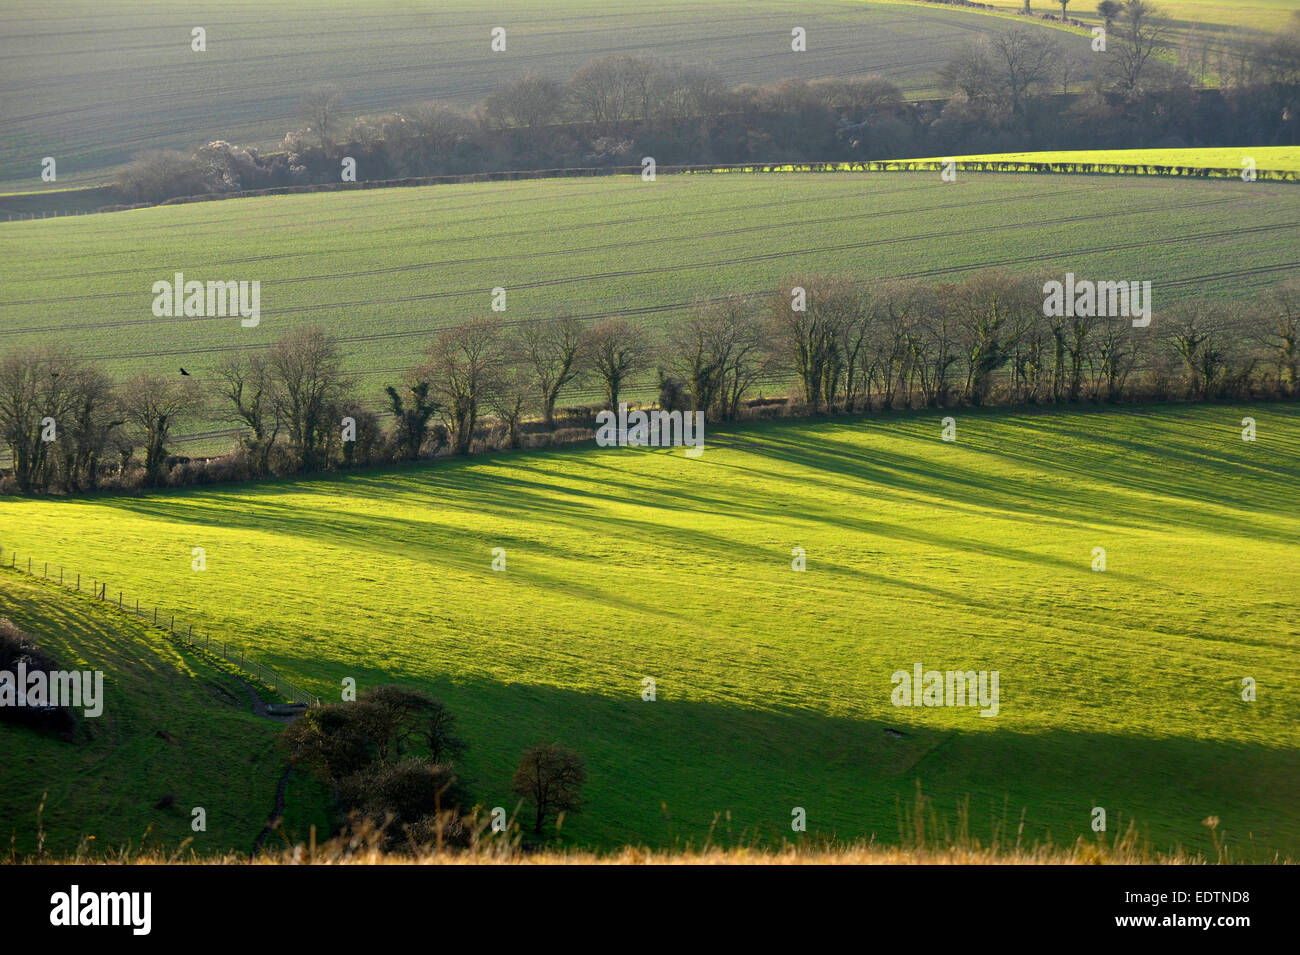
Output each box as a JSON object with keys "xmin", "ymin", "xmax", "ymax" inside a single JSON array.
[
  {"xmin": 0, "ymin": 0, "xmax": 1098, "ymax": 188},
  {"xmin": 0, "ymin": 569, "xmax": 330, "ymax": 857},
  {"xmin": 2, "ymin": 171, "xmax": 1296, "ymax": 428},
  {"xmin": 2, "ymin": 402, "xmax": 1297, "ymax": 855}
]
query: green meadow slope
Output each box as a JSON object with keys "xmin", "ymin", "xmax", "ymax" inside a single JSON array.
[
  {"xmin": 1, "ymin": 403, "xmax": 1297, "ymax": 855},
  {"xmin": 2, "ymin": 172, "xmax": 1296, "ymax": 432},
  {"xmin": 0, "ymin": 0, "xmax": 1097, "ymax": 187},
  {"xmin": 0, "ymin": 570, "xmax": 329, "ymax": 857}
]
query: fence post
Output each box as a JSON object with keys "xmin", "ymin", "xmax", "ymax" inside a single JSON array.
[
  {"xmin": 77, "ymin": 573, "xmax": 80, "ymax": 590},
  {"xmin": 119, "ymin": 591, "xmax": 122, "ymax": 608},
  {"xmin": 153, "ymin": 607, "xmax": 157, "ymax": 625},
  {"xmin": 170, "ymin": 615, "xmax": 174, "ymax": 632},
  {"xmin": 28, "ymin": 557, "xmax": 31, "ymax": 573},
  {"xmin": 59, "ymin": 567, "xmax": 63, "ymax": 585},
  {"xmin": 44, "ymin": 562, "xmax": 47, "ymax": 578}
]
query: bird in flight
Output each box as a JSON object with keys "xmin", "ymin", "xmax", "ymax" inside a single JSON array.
[{"xmin": 180, "ymin": 368, "xmax": 191, "ymax": 376}]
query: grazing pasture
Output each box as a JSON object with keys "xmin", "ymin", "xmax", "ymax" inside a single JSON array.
[
  {"xmin": 0, "ymin": 570, "xmax": 330, "ymax": 856},
  {"xmin": 1, "ymin": 403, "xmax": 1297, "ymax": 854}
]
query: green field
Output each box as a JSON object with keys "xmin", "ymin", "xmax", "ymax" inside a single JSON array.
[
  {"xmin": 2, "ymin": 171, "xmax": 1297, "ymax": 432},
  {"xmin": 1, "ymin": 403, "xmax": 1297, "ymax": 854},
  {"xmin": 904, "ymin": 146, "xmax": 1300, "ymax": 172},
  {"xmin": 921, "ymin": 0, "xmax": 1300, "ymax": 35},
  {"xmin": 0, "ymin": 570, "xmax": 330, "ymax": 856},
  {"xmin": 0, "ymin": 0, "xmax": 1097, "ymax": 188}
]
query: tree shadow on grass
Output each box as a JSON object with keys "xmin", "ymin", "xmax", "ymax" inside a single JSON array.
[{"xmin": 301, "ymin": 668, "xmax": 1300, "ymax": 860}]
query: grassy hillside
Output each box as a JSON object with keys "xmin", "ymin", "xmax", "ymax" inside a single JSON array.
[
  {"xmin": 0, "ymin": 570, "xmax": 329, "ymax": 857},
  {"xmin": 2, "ymin": 171, "xmax": 1295, "ymax": 418},
  {"xmin": 0, "ymin": 0, "xmax": 1096, "ymax": 188},
  {"xmin": 900, "ymin": 146, "xmax": 1300, "ymax": 172},
  {"xmin": 2, "ymin": 403, "xmax": 1297, "ymax": 855}
]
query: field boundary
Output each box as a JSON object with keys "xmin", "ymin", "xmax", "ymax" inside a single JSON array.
[
  {"xmin": 0, "ymin": 545, "xmax": 321, "ymax": 707},
  {"xmin": 8, "ymin": 157, "xmax": 1296, "ymax": 221}
]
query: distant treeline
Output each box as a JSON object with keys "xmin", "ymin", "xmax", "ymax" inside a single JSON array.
[
  {"xmin": 102, "ymin": 158, "xmax": 1300, "ymax": 219},
  {"xmin": 2, "ymin": 272, "xmax": 1296, "ymax": 495},
  {"xmin": 112, "ymin": 4, "xmax": 1300, "ymax": 206}
]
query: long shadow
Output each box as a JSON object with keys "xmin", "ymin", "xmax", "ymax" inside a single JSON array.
[{"xmin": 277, "ymin": 669, "xmax": 1300, "ymax": 858}]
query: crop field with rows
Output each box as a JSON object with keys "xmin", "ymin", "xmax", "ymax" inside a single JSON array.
[
  {"xmin": 2, "ymin": 170, "xmax": 1296, "ymax": 433},
  {"xmin": 0, "ymin": 0, "xmax": 1101, "ymax": 186}
]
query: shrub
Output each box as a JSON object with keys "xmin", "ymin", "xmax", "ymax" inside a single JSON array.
[{"xmin": 0, "ymin": 618, "xmax": 77, "ymax": 740}]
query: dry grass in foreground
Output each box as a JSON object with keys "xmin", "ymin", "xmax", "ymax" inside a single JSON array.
[{"xmin": 20, "ymin": 817, "xmax": 1289, "ymax": 865}]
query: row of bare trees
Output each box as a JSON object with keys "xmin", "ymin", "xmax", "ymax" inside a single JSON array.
[
  {"xmin": 769, "ymin": 275, "xmax": 1298, "ymax": 413},
  {"xmin": 2, "ymin": 275, "xmax": 1296, "ymax": 494}
]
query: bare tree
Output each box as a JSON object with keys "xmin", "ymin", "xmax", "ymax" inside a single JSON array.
[
  {"xmin": 812, "ymin": 76, "xmax": 904, "ymax": 118},
  {"xmin": 117, "ymin": 373, "xmax": 203, "ymax": 486},
  {"xmin": 989, "ymin": 28, "xmax": 1055, "ymax": 115},
  {"xmin": 864, "ymin": 282, "xmax": 915, "ymax": 409},
  {"xmin": 214, "ymin": 351, "xmax": 280, "ymax": 475},
  {"xmin": 518, "ymin": 315, "xmax": 585, "ymax": 430},
  {"xmin": 267, "ymin": 326, "xmax": 351, "ymax": 472},
  {"xmin": 1178, "ymin": 28, "xmax": 1215, "ymax": 87},
  {"xmin": 951, "ymin": 272, "xmax": 1033, "ymax": 406},
  {"xmin": 481, "ymin": 74, "xmax": 566, "ymax": 153},
  {"xmin": 1162, "ymin": 299, "xmax": 1235, "ymax": 399},
  {"xmin": 390, "ymin": 104, "xmax": 475, "ymax": 176},
  {"xmin": 1111, "ymin": 0, "xmax": 1170, "ymax": 92},
  {"xmin": 52, "ymin": 362, "xmax": 121, "ymax": 492},
  {"xmin": 1057, "ymin": 56, "xmax": 1077, "ymax": 96},
  {"xmin": 511, "ymin": 743, "xmax": 586, "ymax": 837},
  {"xmin": 940, "ymin": 40, "xmax": 999, "ymax": 102},
  {"xmin": 567, "ymin": 56, "xmax": 657, "ymax": 132},
  {"xmin": 422, "ymin": 318, "xmax": 504, "ymax": 455},
  {"xmin": 1086, "ymin": 316, "xmax": 1143, "ymax": 401},
  {"xmin": 715, "ymin": 302, "xmax": 771, "ymax": 422},
  {"xmin": 583, "ymin": 317, "xmax": 650, "ymax": 410},
  {"xmin": 768, "ymin": 278, "xmax": 841, "ymax": 414},
  {"xmin": 114, "ymin": 149, "xmax": 205, "ymax": 204},
  {"xmin": 298, "ymin": 84, "xmax": 343, "ymax": 152},
  {"xmin": 488, "ymin": 350, "xmax": 533, "ymax": 450},
  {"xmin": 651, "ymin": 65, "xmax": 731, "ymax": 138},
  {"xmin": 0, "ymin": 346, "xmax": 71, "ymax": 491},
  {"xmin": 1258, "ymin": 280, "xmax": 1299, "ymax": 394}
]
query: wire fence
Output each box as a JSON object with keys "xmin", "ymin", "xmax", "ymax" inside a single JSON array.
[{"xmin": 0, "ymin": 544, "xmax": 320, "ymax": 707}]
